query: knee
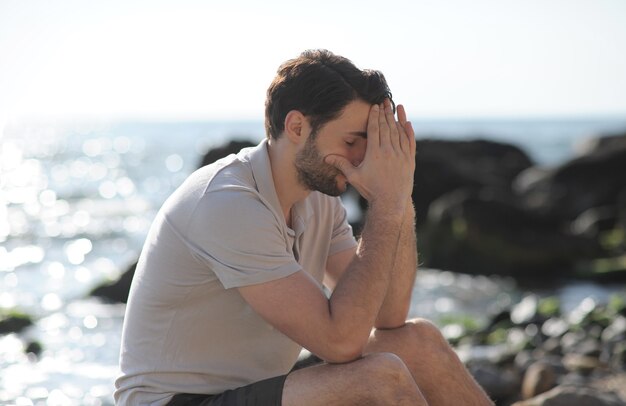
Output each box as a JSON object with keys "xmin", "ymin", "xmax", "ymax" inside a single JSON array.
[
  {"xmin": 359, "ymin": 353, "xmax": 413, "ymax": 386},
  {"xmin": 358, "ymin": 353, "xmax": 419, "ymax": 401},
  {"xmin": 404, "ymin": 318, "xmax": 453, "ymax": 354}
]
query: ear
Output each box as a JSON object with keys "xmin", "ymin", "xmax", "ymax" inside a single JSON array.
[{"xmin": 283, "ymin": 110, "xmax": 309, "ymax": 144}]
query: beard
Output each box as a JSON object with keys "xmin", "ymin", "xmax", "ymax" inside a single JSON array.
[{"xmin": 295, "ymin": 135, "xmax": 344, "ymax": 196}]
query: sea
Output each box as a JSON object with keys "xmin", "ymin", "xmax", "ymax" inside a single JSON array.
[{"xmin": 1, "ymin": 116, "xmax": 626, "ymax": 405}]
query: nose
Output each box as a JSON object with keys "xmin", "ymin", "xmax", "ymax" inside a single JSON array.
[{"xmin": 350, "ymin": 141, "xmax": 367, "ymax": 167}]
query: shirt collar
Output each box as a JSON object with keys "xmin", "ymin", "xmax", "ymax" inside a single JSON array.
[{"xmin": 248, "ymin": 138, "xmax": 312, "ymax": 236}]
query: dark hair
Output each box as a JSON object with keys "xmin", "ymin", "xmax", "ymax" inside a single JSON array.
[{"xmin": 264, "ymin": 49, "xmax": 393, "ymax": 140}]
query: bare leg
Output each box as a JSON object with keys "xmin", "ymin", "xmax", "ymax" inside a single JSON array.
[
  {"xmin": 282, "ymin": 352, "xmax": 429, "ymax": 405},
  {"xmin": 365, "ymin": 318, "xmax": 494, "ymax": 406}
]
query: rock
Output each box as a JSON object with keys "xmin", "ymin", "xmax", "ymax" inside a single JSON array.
[
  {"xmin": 574, "ymin": 132, "xmax": 626, "ymax": 157},
  {"xmin": 468, "ymin": 361, "xmax": 521, "ymax": 401},
  {"xmin": 571, "ymin": 206, "xmax": 620, "ymax": 237},
  {"xmin": 89, "ymin": 262, "xmax": 136, "ymax": 303},
  {"xmin": 590, "ymin": 372, "xmax": 626, "ymax": 404},
  {"xmin": 419, "ymin": 189, "xmax": 602, "ymax": 277},
  {"xmin": 574, "ymin": 338, "xmax": 603, "ymax": 358},
  {"xmin": 562, "ymin": 353, "xmax": 602, "ymax": 375},
  {"xmin": 0, "ymin": 312, "xmax": 34, "ymax": 335},
  {"xmin": 515, "ymin": 144, "xmax": 626, "ymax": 222},
  {"xmin": 522, "ymin": 361, "xmax": 557, "ymax": 399},
  {"xmin": 560, "ymin": 330, "xmax": 587, "ymax": 353},
  {"xmin": 601, "ymin": 316, "xmax": 626, "ymax": 343},
  {"xmin": 25, "ymin": 340, "xmax": 43, "ymax": 356},
  {"xmin": 366, "ymin": 138, "xmax": 534, "ymax": 226},
  {"xmin": 515, "ymin": 350, "xmax": 537, "ymax": 372},
  {"xmin": 541, "ymin": 318, "xmax": 569, "ymax": 338},
  {"xmin": 542, "ymin": 337, "xmax": 562, "ymax": 355},
  {"xmin": 197, "ymin": 139, "xmax": 256, "ymax": 168},
  {"xmin": 512, "ymin": 385, "xmax": 624, "ymax": 406},
  {"xmin": 612, "ymin": 341, "xmax": 626, "ymax": 369}
]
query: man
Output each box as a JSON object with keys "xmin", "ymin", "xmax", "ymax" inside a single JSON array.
[{"xmin": 115, "ymin": 49, "xmax": 493, "ymax": 405}]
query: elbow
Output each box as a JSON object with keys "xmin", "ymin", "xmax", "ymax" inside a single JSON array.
[{"xmin": 321, "ymin": 333, "xmax": 367, "ymax": 364}]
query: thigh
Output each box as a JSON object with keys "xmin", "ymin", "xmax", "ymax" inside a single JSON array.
[
  {"xmin": 167, "ymin": 375, "xmax": 287, "ymax": 406},
  {"xmin": 282, "ymin": 352, "xmax": 427, "ymax": 406}
]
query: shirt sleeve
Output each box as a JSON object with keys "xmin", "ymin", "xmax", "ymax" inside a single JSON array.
[
  {"xmin": 328, "ymin": 196, "xmax": 358, "ymax": 256},
  {"xmin": 184, "ymin": 187, "xmax": 301, "ymax": 289}
]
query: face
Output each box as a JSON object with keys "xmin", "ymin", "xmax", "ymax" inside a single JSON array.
[{"xmin": 294, "ymin": 99, "xmax": 370, "ymax": 196}]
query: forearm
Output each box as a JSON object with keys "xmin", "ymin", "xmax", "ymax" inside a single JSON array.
[
  {"xmin": 327, "ymin": 202, "xmax": 404, "ymax": 357},
  {"xmin": 374, "ymin": 200, "xmax": 417, "ymax": 328}
]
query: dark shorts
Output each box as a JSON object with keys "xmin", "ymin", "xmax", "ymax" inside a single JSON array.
[{"xmin": 166, "ymin": 374, "xmax": 288, "ymax": 406}]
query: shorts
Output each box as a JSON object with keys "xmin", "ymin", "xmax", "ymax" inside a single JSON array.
[{"xmin": 166, "ymin": 374, "xmax": 288, "ymax": 406}]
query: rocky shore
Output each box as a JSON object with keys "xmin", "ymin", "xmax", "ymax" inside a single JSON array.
[{"xmin": 452, "ymin": 293, "xmax": 626, "ymax": 405}]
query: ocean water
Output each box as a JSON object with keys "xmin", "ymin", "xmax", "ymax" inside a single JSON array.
[{"xmin": 1, "ymin": 117, "xmax": 626, "ymax": 405}]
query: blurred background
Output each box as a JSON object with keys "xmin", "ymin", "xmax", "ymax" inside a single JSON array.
[{"xmin": 1, "ymin": 0, "xmax": 626, "ymax": 405}]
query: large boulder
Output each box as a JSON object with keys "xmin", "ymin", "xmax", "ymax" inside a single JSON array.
[
  {"xmin": 419, "ymin": 189, "xmax": 603, "ymax": 277},
  {"xmin": 357, "ymin": 138, "xmax": 534, "ymax": 226},
  {"xmin": 412, "ymin": 138, "xmax": 534, "ymax": 225},
  {"xmin": 515, "ymin": 143, "xmax": 626, "ymax": 222}
]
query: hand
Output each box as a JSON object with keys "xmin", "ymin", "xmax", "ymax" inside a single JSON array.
[{"xmin": 326, "ymin": 99, "xmax": 416, "ymax": 213}]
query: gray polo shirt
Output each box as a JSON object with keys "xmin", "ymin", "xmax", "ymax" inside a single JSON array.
[{"xmin": 114, "ymin": 139, "xmax": 357, "ymax": 405}]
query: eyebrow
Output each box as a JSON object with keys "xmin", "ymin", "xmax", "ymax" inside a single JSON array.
[{"xmin": 348, "ymin": 131, "xmax": 367, "ymax": 139}]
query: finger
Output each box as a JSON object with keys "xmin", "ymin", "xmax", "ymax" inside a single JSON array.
[
  {"xmin": 378, "ymin": 102, "xmax": 390, "ymax": 147},
  {"xmin": 367, "ymin": 104, "xmax": 380, "ymax": 149},
  {"xmin": 397, "ymin": 104, "xmax": 408, "ymax": 126},
  {"xmin": 397, "ymin": 120, "xmax": 409, "ymax": 152},
  {"xmin": 404, "ymin": 121, "xmax": 416, "ymax": 156},
  {"xmin": 325, "ymin": 154, "xmax": 356, "ymax": 179},
  {"xmin": 384, "ymin": 99, "xmax": 400, "ymax": 151}
]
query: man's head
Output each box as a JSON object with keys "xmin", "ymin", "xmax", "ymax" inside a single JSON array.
[{"xmin": 264, "ymin": 49, "xmax": 393, "ymax": 140}]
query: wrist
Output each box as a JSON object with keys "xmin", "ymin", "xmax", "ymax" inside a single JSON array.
[{"xmin": 367, "ymin": 199, "xmax": 407, "ymax": 222}]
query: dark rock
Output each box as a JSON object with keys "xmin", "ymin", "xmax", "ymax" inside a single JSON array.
[
  {"xmin": 468, "ymin": 361, "xmax": 521, "ymax": 401},
  {"xmin": 89, "ymin": 262, "xmax": 136, "ymax": 303},
  {"xmin": 197, "ymin": 140, "xmax": 256, "ymax": 168},
  {"xmin": 0, "ymin": 312, "xmax": 34, "ymax": 335},
  {"xmin": 419, "ymin": 189, "xmax": 602, "ymax": 277},
  {"xmin": 515, "ymin": 145, "xmax": 626, "ymax": 222},
  {"xmin": 512, "ymin": 385, "xmax": 624, "ymax": 406},
  {"xmin": 522, "ymin": 361, "xmax": 557, "ymax": 400},
  {"xmin": 412, "ymin": 138, "xmax": 533, "ymax": 222},
  {"xmin": 25, "ymin": 340, "xmax": 43, "ymax": 356},
  {"xmin": 359, "ymin": 138, "xmax": 534, "ymax": 226}
]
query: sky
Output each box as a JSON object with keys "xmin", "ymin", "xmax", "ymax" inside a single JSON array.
[{"xmin": 1, "ymin": 0, "xmax": 626, "ymax": 123}]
